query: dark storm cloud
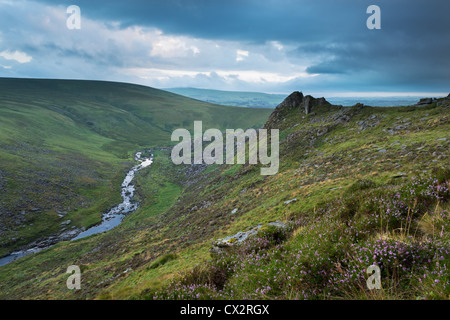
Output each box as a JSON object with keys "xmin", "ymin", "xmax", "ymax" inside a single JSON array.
[
  {"xmin": 38, "ymin": 0, "xmax": 364, "ymax": 42},
  {"xmin": 36, "ymin": 1, "xmax": 449, "ymax": 41},
  {"xmin": 2, "ymin": 0, "xmax": 450, "ymax": 93}
]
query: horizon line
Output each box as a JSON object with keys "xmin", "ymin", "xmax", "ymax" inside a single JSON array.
[{"xmin": 0, "ymin": 76, "xmax": 447, "ymax": 99}]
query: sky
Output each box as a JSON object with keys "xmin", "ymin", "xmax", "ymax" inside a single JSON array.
[{"xmin": 0, "ymin": 0, "xmax": 449, "ymax": 96}]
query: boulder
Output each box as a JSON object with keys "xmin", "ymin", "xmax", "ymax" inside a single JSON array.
[
  {"xmin": 302, "ymin": 95, "xmax": 312, "ymax": 114},
  {"xmin": 210, "ymin": 221, "xmax": 287, "ymax": 253},
  {"xmin": 60, "ymin": 220, "xmax": 71, "ymax": 226},
  {"xmin": 417, "ymin": 98, "xmax": 433, "ymax": 105}
]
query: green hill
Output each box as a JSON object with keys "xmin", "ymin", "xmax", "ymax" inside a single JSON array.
[
  {"xmin": 0, "ymin": 85, "xmax": 449, "ymax": 301},
  {"xmin": 0, "ymin": 78, "xmax": 271, "ymax": 256}
]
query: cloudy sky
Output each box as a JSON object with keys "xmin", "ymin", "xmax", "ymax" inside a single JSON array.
[{"xmin": 0, "ymin": 0, "xmax": 449, "ymax": 95}]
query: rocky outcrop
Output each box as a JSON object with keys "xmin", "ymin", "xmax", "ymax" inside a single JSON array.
[
  {"xmin": 417, "ymin": 98, "xmax": 434, "ymax": 105},
  {"xmin": 302, "ymin": 95, "xmax": 312, "ymax": 114},
  {"xmin": 272, "ymin": 91, "xmax": 304, "ymax": 113},
  {"xmin": 437, "ymin": 94, "xmax": 450, "ymax": 107},
  {"xmin": 415, "ymin": 94, "xmax": 450, "ymax": 107},
  {"xmin": 265, "ymin": 91, "xmax": 334, "ymax": 128},
  {"xmin": 271, "ymin": 91, "xmax": 332, "ymax": 116}
]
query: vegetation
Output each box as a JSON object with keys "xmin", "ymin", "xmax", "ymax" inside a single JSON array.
[
  {"xmin": 0, "ymin": 78, "xmax": 271, "ymax": 256},
  {"xmin": 0, "ymin": 78, "xmax": 448, "ymax": 301}
]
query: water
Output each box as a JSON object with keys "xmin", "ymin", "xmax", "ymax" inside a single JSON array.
[
  {"xmin": 0, "ymin": 247, "xmax": 44, "ymax": 267},
  {"xmin": 0, "ymin": 152, "xmax": 153, "ymax": 267},
  {"xmin": 72, "ymin": 152, "xmax": 153, "ymax": 240}
]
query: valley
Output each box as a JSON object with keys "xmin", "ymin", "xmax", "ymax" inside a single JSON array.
[{"xmin": 0, "ymin": 78, "xmax": 271, "ymax": 258}]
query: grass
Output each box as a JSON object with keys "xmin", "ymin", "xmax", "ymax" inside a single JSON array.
[
  {"xmin": 0, "ymin": 82, "xmax": 448, "ymax": 300},
  {"xmin": 0, "ymin": 78, "xmax": 271, "ymax": 256}
]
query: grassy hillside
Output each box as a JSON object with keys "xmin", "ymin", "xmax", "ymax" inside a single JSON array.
[
  {"xmin": 0, "ymin": 90, "xmax": 448, "ymax": 300},
  {"xmin": 0, "ymin": 78, "xmax": 271, "ymax": 257}
]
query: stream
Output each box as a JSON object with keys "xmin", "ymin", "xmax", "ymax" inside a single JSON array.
[{"xmin": 0, "ymin": 152, "xmax": 153, "ymax": 267}]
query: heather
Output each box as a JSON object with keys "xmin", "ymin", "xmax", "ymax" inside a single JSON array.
[
  {"xmin": 1, "ymin": 89, "xmax": 448, "ymax": 300},
  {"xmin": 149, "ymin": 173, "xmax": 450, "ymax": 300}
]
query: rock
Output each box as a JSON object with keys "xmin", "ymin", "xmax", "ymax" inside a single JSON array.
[
  {"xmin": 210, "ymin": 221, "xmax": 287, "ymax": 252},
  {"xmin": 284, "ymin": 198, "xmax": 297, "ymax": 205},
  {"xmin": 60, "ymin": 220, "xmax": 71, "ymax": 226},
  {"xmin": 264, "ymin": 91, "xmax": 336, "ymax": 129},
  {"xmin": 416, "ymin": 98, "xmax": 433, "ymax": 106},
  {"xmin": 303, "ymin": 95, "xmax": 312, "ymax": 114},
  {"xmin": 58, "ymin": 229, "xmax": 81, "ymax": 241},
  {"xmin": 302, "ymin": 95, "xmax": 331, "ymax": 115},
  {"xmin": 271, "ymin": 92, "xmax": 332, "ymax": 117},
  {"xmin": 392, "ymin": 172, "xmax": 407, "ymax": 178},
  {"xmin": 276, "ymin": 91, "xmax": 304, "ymax": 112},
  {"xmin": 330, "ymin": 111, "xmax": 351, "ymax": 124},
  {"xmin": 316, "ymin": 127, "xmax": 328, "ymax": 137}
]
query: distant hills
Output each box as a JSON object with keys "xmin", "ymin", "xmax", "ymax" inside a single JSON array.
[
  {"xmin": 166, "ymin": 87, "xmax": 286, "ymax": 108},
  {"xmin": 166, "ymin": 87, "xmax": 445, "ymax": 108}
]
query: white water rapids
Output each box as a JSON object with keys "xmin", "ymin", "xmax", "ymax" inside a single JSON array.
[
  {"xmin": 0, "ymin": 152, "xmax": 153, "ymax": 267},
  {"xmin": 72, "ymin": 152, "xmax": 153, "ymax": 240}
]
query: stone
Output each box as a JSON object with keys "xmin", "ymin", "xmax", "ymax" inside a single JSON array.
[
  {"xmin": 284, "ymin": 198, "xmax": 297, "ymax": 205},
  {"xmin": 210, "ymin": 221, "xmax": 287, "ymax": 252},
  {"xmin": 276, "ymin": 91, "xmax": 304, "ymax": 111},
  {"xmin": 417, "ymin": 98, "xmax": 433, "ymax": 105},
  {"xmin": 60, "ymin": 220, "xmax": 71, "ymax": 226},
  {"xmin": 303, "ymin": 95, "xmax": 312, "ymax": 114},
  {"xmin": 392, "ymin": 172, "xmax": 407, "ymax": 178}
]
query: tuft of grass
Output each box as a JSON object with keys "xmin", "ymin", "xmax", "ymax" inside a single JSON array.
[{"xmin": 148, "ymin": 253, "xmax": 179, "ymax": 270}]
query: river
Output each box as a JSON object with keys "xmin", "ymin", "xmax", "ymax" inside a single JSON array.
[{"xmin": 0, "ymin": 152, "xmax": 153, "ymax": 267}]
